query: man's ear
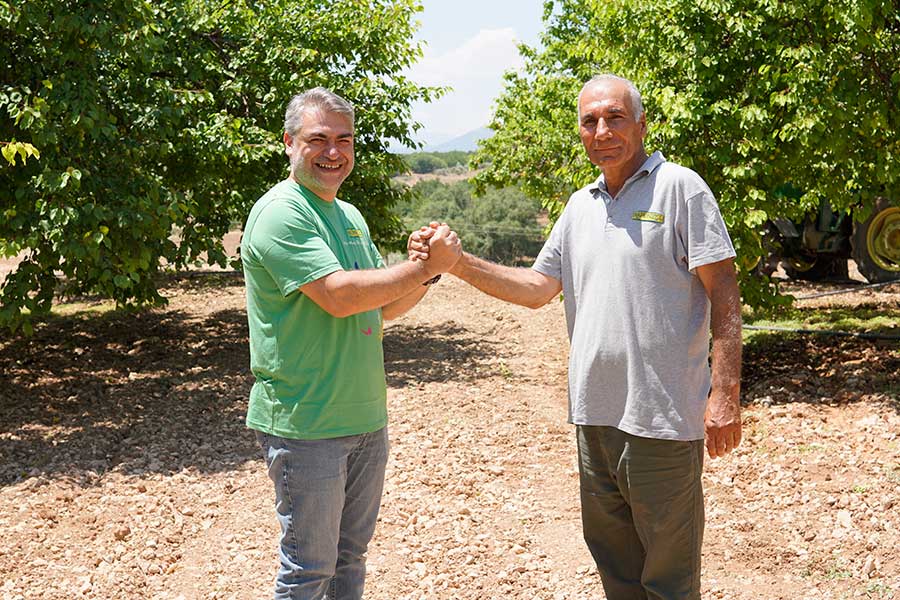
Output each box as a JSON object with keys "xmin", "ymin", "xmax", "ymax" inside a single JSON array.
[
  {"xmin": 283, "ymin": 132, "xmax": 293, "ymax": 153},
  {"xmin": 639, "ymin": 113, "xmax": 647, "ymax": 138}
]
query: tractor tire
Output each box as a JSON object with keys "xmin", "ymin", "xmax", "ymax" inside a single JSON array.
[
  {"xmin": 782, "ymin": 255, "xmax": 849, "ymax": 282},
  {"xmin": 851, "ymin": 198, "xmax": 900, "ymax": 283}
]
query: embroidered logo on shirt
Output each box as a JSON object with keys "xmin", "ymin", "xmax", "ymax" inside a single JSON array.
[
  {"xmin": 632, "ymin": 211, "xmax": 665, "ymax": 224},
  {"xmin": 346, "ymin": 228, "xmax": 363, "ymax": 238},
  {"xmin": 361, "ymin": 327, "xmax": 373, "ymax": 336}
]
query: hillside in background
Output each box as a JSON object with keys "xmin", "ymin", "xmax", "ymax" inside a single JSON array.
[
  {"xmin": 426, "ymin": 127, "xmax": 493, "ymax": 152},
  {"xmin": 391, "ymin": 127, "xmax": 493, "ymax": 154},
  {"xmin": 401, "ymin": 151, "xmax": 472, "ymax": 174},
  {"xmin": 395, "ymin": 179, "xmax": 544, "ymax": 264}
]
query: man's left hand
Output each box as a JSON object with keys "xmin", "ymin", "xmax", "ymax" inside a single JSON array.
[
  {"xmin": 704, "ymin": 391, "xmax": 741, "ymax": 459},
  {"xmin": 408, "ymin": 226, "xmax": 435, "ymax": 261}
]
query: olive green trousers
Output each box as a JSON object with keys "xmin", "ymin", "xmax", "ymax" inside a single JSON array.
[{"xmin": 576, "ymin": 425, "xmax": 705, "ymax": 600}]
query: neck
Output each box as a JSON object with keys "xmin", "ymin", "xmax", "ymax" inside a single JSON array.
[
  {"xmin": 290, "ymin": 174, "xmax": 336, "ymax": 202},
  {"xmin": 602, "ymin": 150, "xmax": 648, "ymax": 198}
]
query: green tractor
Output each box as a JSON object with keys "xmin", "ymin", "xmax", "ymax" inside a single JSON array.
[{"xmin": 760, "ymin": 197, "xmax": 900, "ymax": 283}]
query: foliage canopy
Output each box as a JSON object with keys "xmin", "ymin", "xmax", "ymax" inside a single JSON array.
[
  {"xmin": 474, "ymin": 0, "xmax": 900, "ymax": 310},
  {"xmin": 402, "ymin": 151, "xmax": 472, "ymax": 174},
  {"xmin": 1, "ymin": 0, "xmax": 438, "ymax": 333},
  {"xmin": 396, "ymin": 180, "xmax": 544, "ymax": 264}
]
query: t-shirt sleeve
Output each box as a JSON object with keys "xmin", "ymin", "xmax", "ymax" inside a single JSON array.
[
  {"xmin": 532, "ymin": 208, "xmax": 567, "ymax": 280},
  {"xmin": 678, "ymin": 190, "xmax": 736, "ymax": 272},
  {"xmin": 257, "ymin": 205, "xmax": 343, "ymax": 297}
]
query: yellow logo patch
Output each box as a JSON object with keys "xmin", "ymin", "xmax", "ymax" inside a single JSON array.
[
  {"xmin": 632, "ymin": 211, "xmax": 665, "ymax": 224},
  {"xmin": 346, "ymin": 228, "xmax": 363, "ymax": 238}
]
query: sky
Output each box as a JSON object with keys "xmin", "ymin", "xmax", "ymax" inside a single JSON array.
[{"xmin": 404, "ymin": 0, "xmax": 547, "ymax": 147}]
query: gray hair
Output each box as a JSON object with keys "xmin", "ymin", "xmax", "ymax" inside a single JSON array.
[
  {"xmin": 577, "ymin": 74, "xmax": 644, "ymax": 122},
  {"xmin": 284, "ymin": 87, "xmax": 355, "ymax": 136}
]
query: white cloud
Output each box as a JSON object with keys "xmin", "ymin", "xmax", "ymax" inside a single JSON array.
[{"xmin": 407, "ymin": 28, "xmax": 525, "ymax": 143}]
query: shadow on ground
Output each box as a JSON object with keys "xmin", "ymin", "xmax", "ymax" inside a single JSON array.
[
  {"xmin": 0, "ymin": 305, "xmax": 256, "ymax": 487},
  {"xmin": 384, "ymin": 322, "xmax": 501, "ymax": 387},
  {"xmin": 742, "ymin": 332, "xmax": 900, "ymax": 412},
  {"xmin": 1, "ymin": 304, "xmax": 504, "ymax": 488}
]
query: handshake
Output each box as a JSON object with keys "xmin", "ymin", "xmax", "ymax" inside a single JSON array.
[{"xmin": 406, "ymin": 221, "xmax": 463, "ymax": 279}]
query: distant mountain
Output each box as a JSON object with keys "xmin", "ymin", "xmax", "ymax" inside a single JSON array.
[
  {"xmin": 425, "ymin": 127, "xmax": 493, "ymax": 152},
  {"xmin": 388, "ymin": 126, "xmax": 494, "ymax": 154}
]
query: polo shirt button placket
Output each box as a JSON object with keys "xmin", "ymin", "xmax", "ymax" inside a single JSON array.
[{"xmin": 604, "ymin": 194, "xmax": 614, "ymax": 230}]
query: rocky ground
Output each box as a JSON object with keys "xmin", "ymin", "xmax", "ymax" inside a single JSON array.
[{"xmin": 1, "ymin": 272, "xmax": 899, "ymax": 600}]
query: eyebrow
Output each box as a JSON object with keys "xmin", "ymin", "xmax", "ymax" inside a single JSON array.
[
  {"xmin": 582, "ymin": 104, "xmax": 627, "ymax": 117},
  {"xmin": 304, "ymin": 131, "xmax": 354, "ymax": 139}
]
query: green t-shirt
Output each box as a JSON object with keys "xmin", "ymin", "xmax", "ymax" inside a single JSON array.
[{"xmin": 241, "ymin": 179, "xmax": 387, "ymax": 440}]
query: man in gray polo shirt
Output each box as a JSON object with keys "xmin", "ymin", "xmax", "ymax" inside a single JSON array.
[{"xmin": 413, "ymin": 74, "xmax": 742, "ymax": 599}]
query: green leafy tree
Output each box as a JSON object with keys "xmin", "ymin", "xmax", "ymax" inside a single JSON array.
[
  {"xmin": 404, "ymin": 153, "xmax": 449, "ymax": 174},
  {"xmin": 474, "ymin": 0, "xmax": 900, "ymax": 310},
  {"xmin": 397, "ymin": 180, "xmax": 543, "ymax": 263},
  {"xmin": 434, "ymin": 150, "xmax": 471, "ymax": 168},
  {"xmin": 401, "ymin": 151, "xmax": 473, "ymax": 174},
  {"xmin": 1, "ymin": 0, "xmax": 439, "ymax": 333}
]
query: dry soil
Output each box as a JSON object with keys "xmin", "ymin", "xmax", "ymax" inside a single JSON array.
[{"xmin": 1, "ymin": 272, "xmax": 899, "ymax": 600}]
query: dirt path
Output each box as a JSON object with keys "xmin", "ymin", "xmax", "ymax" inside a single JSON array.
[{"xmin": 1, "ymin": 276, "xmax": 899, "ymax": 599}]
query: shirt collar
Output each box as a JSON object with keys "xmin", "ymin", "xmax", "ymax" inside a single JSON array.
[{"xmin": 588, "ymin": 150, "xmax": 667, "ymax": 195}]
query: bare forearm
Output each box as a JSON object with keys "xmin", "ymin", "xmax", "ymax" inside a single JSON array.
[
  {"xmin": 709, "ymin": 284, "xmax": 742, "ymax": 400},
  {"xmin": 312, "ymin": 261, "xmax": 434, "ymax": 318},
  {"xmin": 381, "ymin": 283, "xmax": 429, "ymax": 320},
  {"xmin": 450, "ymin": 252, "xmax": 560, "ymax": 309},
  {"xmin": 697, "ymin": 259, "xmax": 742, "ymax": 457}
]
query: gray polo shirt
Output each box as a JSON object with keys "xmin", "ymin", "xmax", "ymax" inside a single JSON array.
[{"xmin": 533, "ymin": 151, "xmax": 735, "ymax": 441}]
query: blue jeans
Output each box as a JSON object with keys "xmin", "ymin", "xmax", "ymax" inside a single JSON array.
[{"xmin": 256, "ymin": 427, "xmax": 389, "ymax": 600}]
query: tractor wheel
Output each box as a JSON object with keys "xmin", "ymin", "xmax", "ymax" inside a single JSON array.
[
  {"xmin": 851, "ymin": 198, "xmax": 900, "ymax": 283},
  {"xmin": 782, "ymin": 255, "xmax": 849, "ymax": 281}
]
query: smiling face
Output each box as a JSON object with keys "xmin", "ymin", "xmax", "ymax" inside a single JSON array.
[
  {"xmin": 284, "ymin": 108, "xmax": 354, "ymax": 201},
  {"xmin": 578, "ymin": 80, "xmax": 647, "ymax": 179}
]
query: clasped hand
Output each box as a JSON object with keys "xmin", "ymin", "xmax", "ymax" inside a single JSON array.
[{"xmin": 407, "ymin": 221, "xmax": 461, "ymax": 274}]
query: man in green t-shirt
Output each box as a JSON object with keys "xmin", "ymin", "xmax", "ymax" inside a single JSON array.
[{"xmin": 241, "ymin": 87, "xmax": 461, "ymax": 600}]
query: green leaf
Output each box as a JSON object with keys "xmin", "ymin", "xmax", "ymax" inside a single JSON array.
[
  {"xmin": 471, "ymin": 0, "xmax": 900, "ymax": 310},
  {"xmin": 1, "ymin": 144, "xmax": 15, "ymax": 166},
  {"xmin": 0, "ymin": 0, "xmax": 437, "ymax": 330}
]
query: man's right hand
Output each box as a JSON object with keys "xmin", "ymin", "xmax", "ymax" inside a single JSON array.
[
  {"xmin": 422, "ymin": 223, "xmax": 461, "ymax": 275},
  {"xmin": 411, "ymin": 221, "xmax": 562, "ymax": 309}
]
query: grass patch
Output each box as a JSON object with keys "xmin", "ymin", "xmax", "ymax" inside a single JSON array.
[
  {"xmin": 887, "ymin": 464, "xmax": 900, "ymax": 485},
  {"xmin": 864, "ymin": 582, "xmax": 895, "ymax": 599},
  {"xmin": 802, "ymin": 557, "xmax": 854, "ymax": 582},
  {"xmin": 825, "ymin": 563, "xmax": 853, "ymax": 580},
  {"xmin": 794, "ymin": 443, "xmax": 825, "ymax": 454},
  {"xmin": 51, "ymin": 298, "xmax": 118, "ymax": 318},
  {"xmin": 743, "ymin": 306, "xmax": 900, "ymax": 342}
]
